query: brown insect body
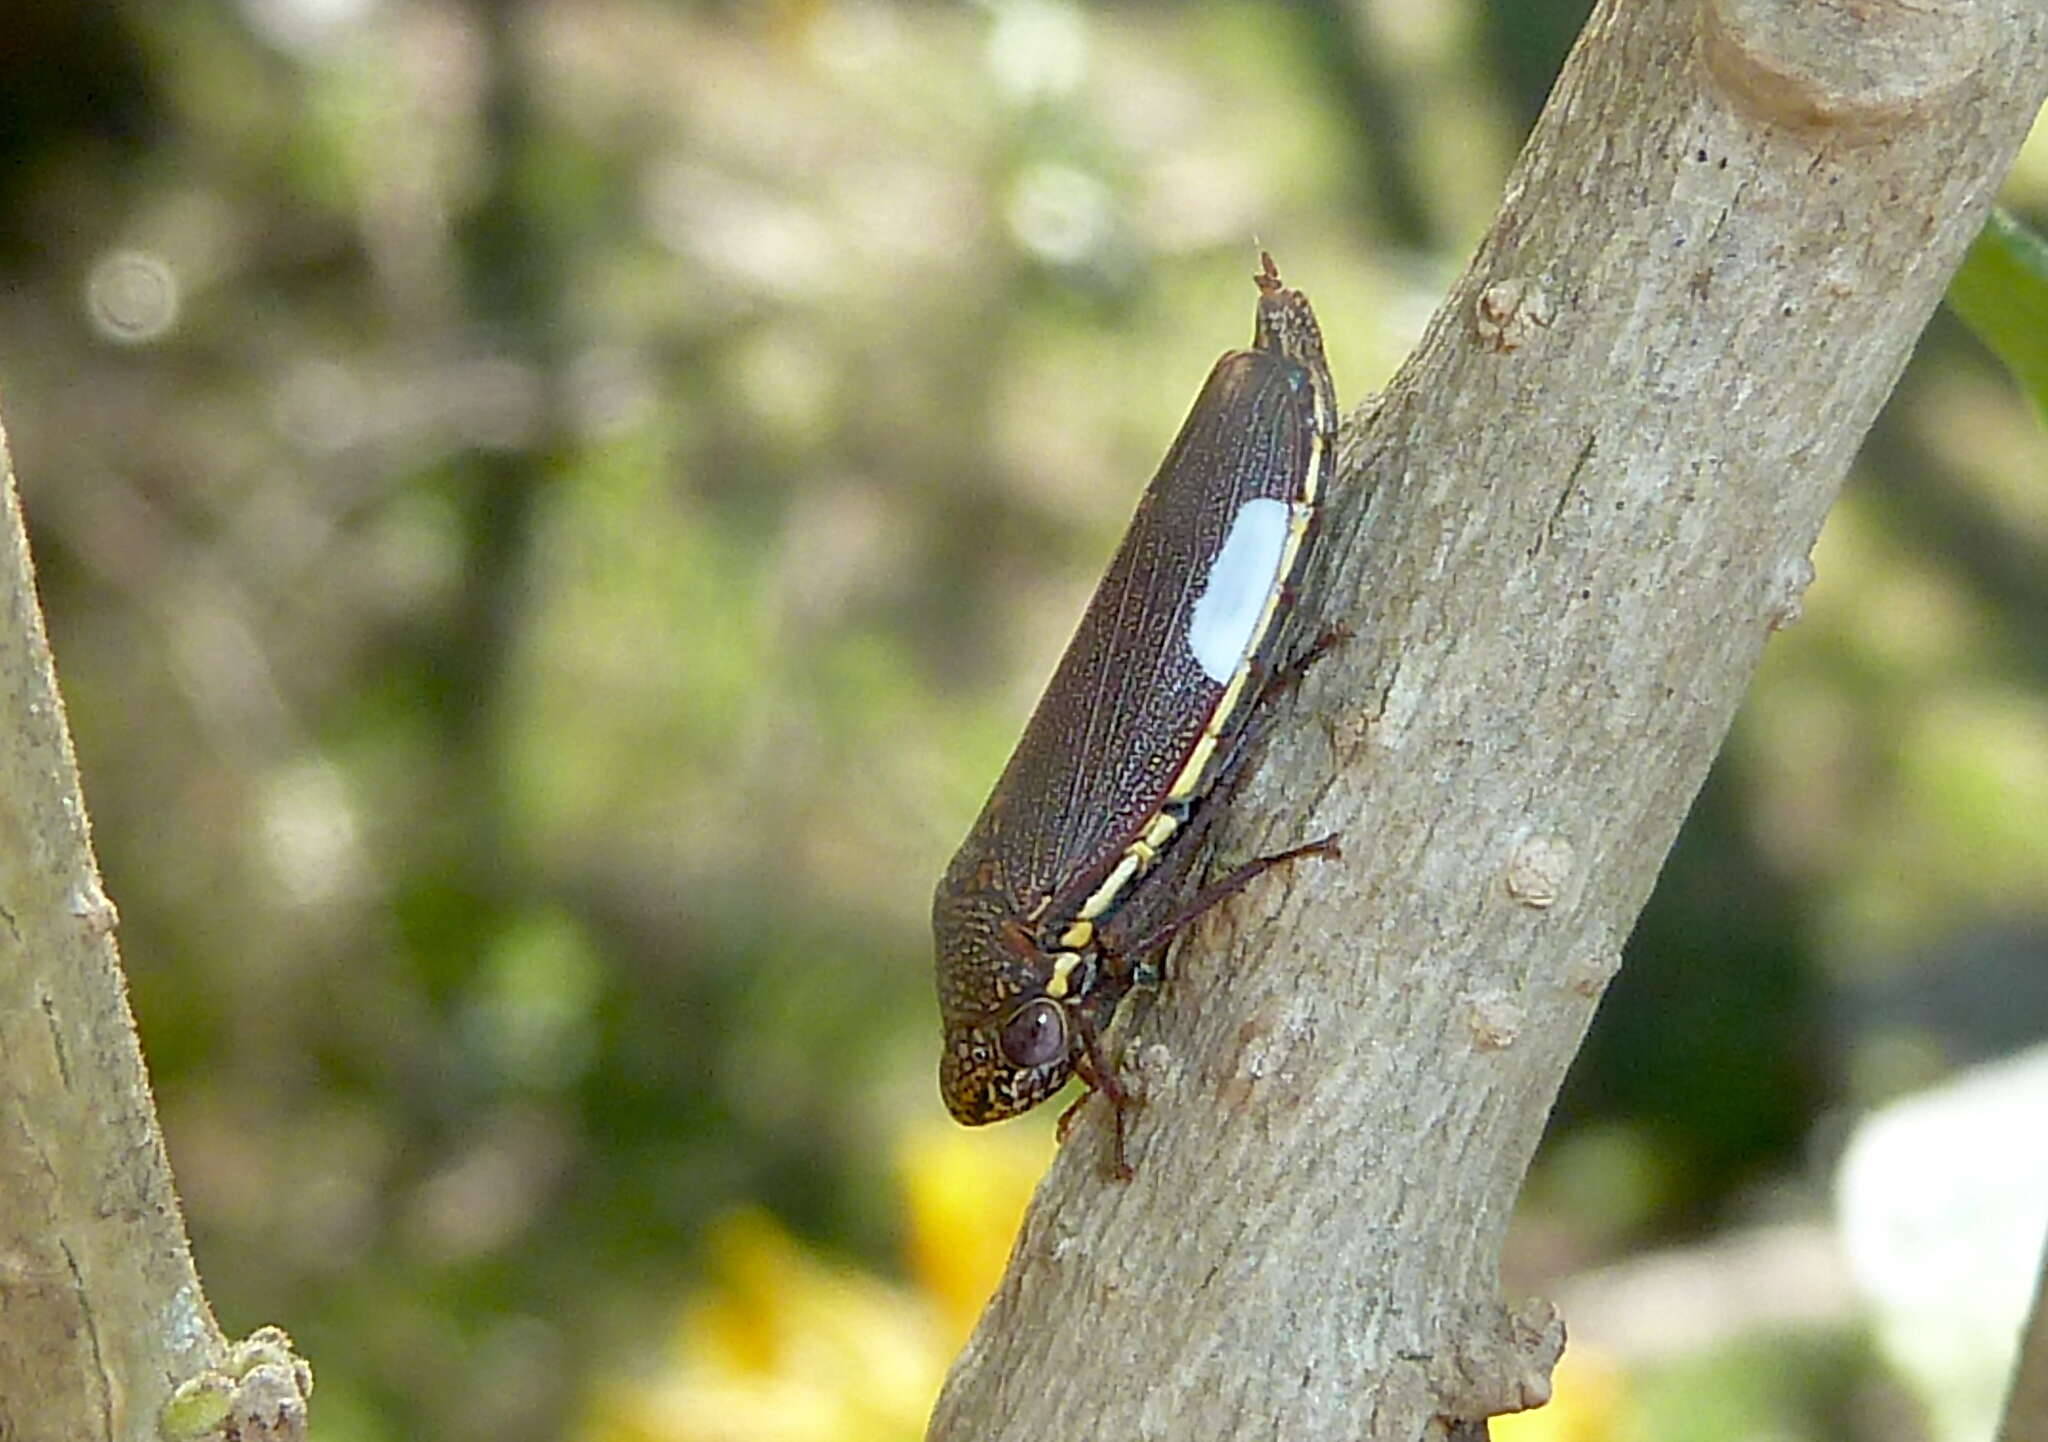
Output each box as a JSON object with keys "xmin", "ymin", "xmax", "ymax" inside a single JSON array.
[{"xmin": 934, "ymin": 258, "xmax": 1337, "ymax": 1163}]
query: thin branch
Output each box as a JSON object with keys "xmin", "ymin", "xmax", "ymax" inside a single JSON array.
[
  {"xmin": 0, "ymin": 423, "xmax": 312, "ymax": 1438},
  {"xmin": 928, "ymin": 0, "xmax": 2048, "ymax": 1437}
]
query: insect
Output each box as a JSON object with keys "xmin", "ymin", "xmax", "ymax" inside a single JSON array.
[{"xmin": 933, "ymin": 254, "xmax": 1340, "ymax": 1177}]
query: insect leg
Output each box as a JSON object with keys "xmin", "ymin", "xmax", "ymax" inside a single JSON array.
[
  {"xmin": 1115, "ymin": 832, "xmax": 1342, "ymax": 970},
  {"xmin": 1059, "ymin": 1013, "xmax": 1135, "ymax": 1181}
]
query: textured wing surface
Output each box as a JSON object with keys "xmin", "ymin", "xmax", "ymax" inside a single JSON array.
[{"xmin": 967, "ymin": 346, "xmax": 1317, "ymax": 913}]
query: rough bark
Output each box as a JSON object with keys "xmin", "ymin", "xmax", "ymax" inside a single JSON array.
[
  {"xmin": 0, "ymin": 427, "xmax": 310, "ymax": 1439},
  {"xmin": 928, "ymin": 1, "xmax": 2048, "ymax": 1439},
  {"xmin": 0, "ymin": 425, "xmax": 224, "ymax": 1435}
]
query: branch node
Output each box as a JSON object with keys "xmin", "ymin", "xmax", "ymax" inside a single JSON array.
[
  {"xmin": 1463, "ymin": 989, "xmax": 1525, "ymax": 1052},
  {"xmin": 1475, "ymin": 278, "xmax": 1557, "ymax": 353},
  {"xmin": 66, "ymin": 877, "xmax": 119, "ymax": 937},
  {"xmin": 1700, "ymin": 0, "xmax": 1992, "ymax": 140},
  {"xmin": 161, "ymin": 1326, "xmax": 312, "ymax": 1442},
  {"xmin": 1504, "ymin": 834, "xmax": 1575, "ymax": 911},
  {"xmin": 1433, "ymin": 1299, "xmax": 1567, "ymax": 1426},
  {"xmin": 1562, "ymin": 946, "xmax": 1623, "ymax": 999},
  {"xmin": 1766, "ymin": 551, "xmax": 1818, "ymax": 631}
]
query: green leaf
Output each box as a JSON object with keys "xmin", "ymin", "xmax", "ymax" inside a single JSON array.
[{"xmin": 1946, "ymin": 207, "xmax": 2048, "ymax": 423}]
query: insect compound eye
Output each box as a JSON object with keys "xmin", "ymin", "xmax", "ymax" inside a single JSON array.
[{"xmin": 997, "ymin": 999, "xmax": 1069, "ymax": 1069}]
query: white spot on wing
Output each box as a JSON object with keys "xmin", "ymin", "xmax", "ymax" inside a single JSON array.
[{"xmin": 1187, "ymin": 498, "xmax": 1289, "ymax": 682}]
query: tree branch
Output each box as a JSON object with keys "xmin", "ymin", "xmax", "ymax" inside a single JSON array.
[
  {"xmin": 0, "ymin": 428, "xmax": 311, "ymax": 1437},
  {"xmin": 928, "ymin": 0, "xmax": 2048, "ymax": 1437},
  {"xmin": 0, "ymin": 421, "xmax": 221, "ymax": 1437}
]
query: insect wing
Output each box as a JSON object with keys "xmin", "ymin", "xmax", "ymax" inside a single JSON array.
[{"xmin": 976, "ymin": 345, "xmax": 1319, "ymax": 915}]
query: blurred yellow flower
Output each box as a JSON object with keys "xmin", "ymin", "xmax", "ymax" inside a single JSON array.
[
  {"xmin": 582, "ymin": 1209, "xmax": 939, "ymax": 1442},
  {"xmin": 580, "ymin": 1118, "xmax": 1051, "ymax": 1442},
  {"xmin": 896, "ymin": 1120, "xmax": 1052, "ymax": 1344},
  {"xmin": 1492, "ymin": 1344, "xmax": 1629, "ymax": 1442}
]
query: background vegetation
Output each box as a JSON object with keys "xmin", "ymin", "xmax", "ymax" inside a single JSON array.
[{"xmin": 1, "ymin": 2, "xmax": 2041, "ymax": 1439}]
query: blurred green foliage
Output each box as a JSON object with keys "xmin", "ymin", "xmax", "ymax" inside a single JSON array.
[
  {"xmin": 0, "ymin": 2, "xmax": 2042, "ymax": 1440},
  {"xmin": 1948, "ymin": 209, "xmax": 2048, "ymax": 424}
]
